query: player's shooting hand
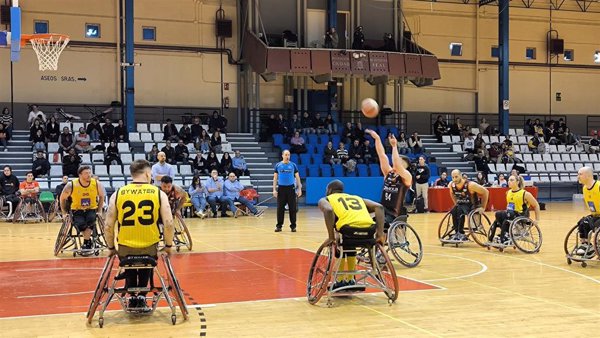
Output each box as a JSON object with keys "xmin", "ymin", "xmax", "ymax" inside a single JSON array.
[
  {"xmin": 389, "ymin": 134, "xmax": 397, "ymax": 147},
  {"xmin": 365, "ymin": 129, "xmax": 379, "ymax": 139}
]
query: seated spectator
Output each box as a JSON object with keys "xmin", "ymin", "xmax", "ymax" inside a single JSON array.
[
  {"xmin": 62, "ymin": 148, "xmax": 81, "ymax": 177},
  {"xmin": 190, "ymin": 117, "xmax": 204, "ymax": 143},
  {"xmin": 349, "ymin": 139, "xmax": 364, "ymax": 164},
  {"xmin": 147, "ymin": 144, "xmax": 159, "ymax": 163},
  {"xmin": 265, "ymin": 114, "xmax": 280, "ymax": 138},
  {"xmin": 210, "ymin": 130, "xmax": 222, "ymax": 153},
  {"xmin": 163, "ymin": 119, "xmax": 179, "ymax": 142},
  {"xmin": 46, "ymin": 116, "xmax": 60, "ymax": 142},
  {"xmin": 523, "ymin": 119, "xmax": 534, "ymax": 136},
  {"xmin": 208, "ymin": 110, "xmax": 228, "ymax": 133},
  {"xmin": 312, "ymin": 113, "xmax": 326, "ymax": 135},
  {"xmin": 502, "ymin": 135, "xmax": 513, "ymax": 152},
  {"xmin": 277, "ymin": 114, "xmax": 288, "ymax": 136},
  {"xmin": 301, "ymin": 112, "xmax": 314, "ymax": 134},
  {"xmin": 101, "ymin": 118, "xmax": 115, "ymax": 142},
  {"xmin": 342, "ymin": 122, "xmax": 354, "ymax": 144},
  {"xmin": 528, "ymin": 134, "xmax": 541, "ymax": 153},
  {"xmin": 114, "ymin": 119, "xmax": 127, "ymax": 142},
  {"xmin": 557, "ymin": 118, "xmax": 567, "ymax": 135},
  {"xmin": 433, "ymin": 115, "xmax": 448, "ymax": 142},
  {"xmin": 206, "ymin": 151, "xmax": 220, "ymax": 173},
  {"xmin": 29, "ymin": 119, "xmax": 44, "ymax": 142},
  {"xmin": 0, "ymin": 123, "xmax": 7, "ymax": 152},
  {"xmin": 562, "ymin": 127, "xmax": 579, "ymax": 146},
  {"xmin": 32, "ymin": 151, "xmax": 50, "ymax": 178},
  {"xmin": 86, "ymin": 118, "xmax": 103, "ymax": 142},
  {"xmin": 286, "ymin": 113, "xmax": 302, "ymax": 136},
  {"xmin": 363, "ymin": 139, "xmax": 377, "ymax": 164},
  {"xmin": 27, "ymin": 105, "xmax": 46, "ymax": 126},
  {"xmin": 409, "ymin": 132, "xmax": 424, "ymax": 154},
  {"xmin": 223, "ymin": 172, "xmax": 263, "ymax": 217},
  {"xmin": 74, "ymin": 127, "xmax": 93, "ymax": 153},
  {"xmin": 1, "ymin": 107, "xmax": 13, "ymax": 136},
  {"xmin": 474, "ymin": 133, "xmax": 486, "ymax": 151},
  {"xmin": 589, "ymin": 132, "xmax": 600, "ymax": 154},
  {"xmin": 382, "ymin": 32, "xmax": 396, "ymax": 51},
  {"xmin": 474, "ymin": 150, "xmax": 492, "ymax": 176},
  {"xmin": 174, "ymin": 139, "xmax": 190, "ymax": 163},
  {"xmin": 434, "ymin": 172, "xmax": 449, "ymax": 187},
  {"xmin": 198, "ymin": 136, "xmax": 211, "ymax": 154},
  {"xmin": 544, "ymin": 122, "xmax": 559, "ymax": 145},
  {"xmin": 336, "ymin": 142, "xmax": 349, "ymax": 164},
  {"xmin": 58, "ymin": 127, "xmax": 75, "ymax": 154},
  {"xmin": 463, "ymin": 133, "xmax": 475, "ymax": 153},
  {"xmin": 188, "ymin": 175, "xmax": 207, "ymax": 218},
  {"xmin": 104, "ymin": 140, "xmax": 122, "ymax": 165},
  {"xmin": 232, "ymin": 150, "xmax": 250, "ymax": 177},
  {"xmin": 220, "ymin": 152, "xmax": 233, "ymax": 175},
  {"xmin": 450, "ymin": 118, "xmax": 464, "ymax": 136},
  {"xmin": 161, "ymin": 140, "xmax": 177, "ymax": 165},
  {"xmin": 324, "ymin": 113, "xmax": 338, "ymax": 135},
  {"xmin": 493, "ymin": 173, "xmax": 508, "ymax": 187},
  {"xmin": 461, "ymin": 125, "xmax": 472, "ymax": 141},
  {"xmin": 354, "ymin": 122, "xmax": 365, "ymax": 142},
  {"xmin": 479, "ymin": 118, "xmax": 491, "ymax": 135},
  {"xmin": 54, "ymin": 175, "xmax": 69, "ymax": 199},
  {"xmin": 204, "ymin": 169, "xmax": 229, "ymax": 218},
  {"xmin": 150, "ymin": 152, "xmax": 177, "ymax": 185},
  {"xmin": 179, "ymin": 122, "xmax": 192, "ymax": 144},
  {"xmin": 475, "ymin": 171, "xmax": 489, "ymax": 187},
  {"xmin": 0, "ymin": 166, "xmax": 20, "ymax": 208},
  {"xmin": 488, "ymin": 143, "xmax": 502, "ymax": 163},
  {"xmin": 192, "ymin": 153, "xmax": 208, "ymax": 176},
  {"xmin": 397, "ymin": 132, "xmax": 411, "ymax": 155},
  {"xmin": 323, "ymin": 141, "xmax": 339, "ymax": 164},
  {"xmin": 533, "ymin": 120, "xmax": 544, "ymax": 138},
  {"xmin": 289, "ymin": 131, "xmax": 307, "ymax": 154},
  {"xmin": 32, "ymin": 129, "xmax": 46, "ymax": 152}
]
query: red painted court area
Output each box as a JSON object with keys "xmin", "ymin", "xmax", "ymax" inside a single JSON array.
[{"xmin": 0, "ymin": 249, "xmax": 437, "ymax": 318}]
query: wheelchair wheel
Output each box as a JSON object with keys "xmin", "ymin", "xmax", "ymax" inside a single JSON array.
[
  {"xmin": 468, "ymin": 211, "xmax": 491, "ymax": 247},
  {"xmin": 47, "ymin": 201, "xmax": 58, "ymax": 222},
  {"xmin": 86, "ymin": 255, "xmax": 116, "ymax": 324},
  {"xmin": 174, "ymin": 215, "xmax": 193, "ymax": 251},
  {"xmin": 162, "ymin": 255, "xmax": 189, "ymax": 320},
  {"xmin": 12, "ymin": 200, "xmax": 23, "ymax": 223},
  {"xmin": 592, "ymin": 228, "xmax": 600, "ymax": 258},
  {"xmin": 95, "ymin": 216, "xmax": 107, "ymax": 249},
  {"xmin": 563, "ymin": 224, "xmax": 582, "ymax": 257},
  {"xmin": 54, "ymin": 215, "xmax": 71, "ymax": 256},
  {"xmin": 307, "ymin": 240, "xmax": 335, "ymax": 305},
  {"xmin": 437, "ymin": 212, "xmax": 455, "ymax": 242},
  {"xmin": 387, "ymin": 222, "xmax": 423, "ymax": 268},
  {"xmin": 35, "ymin": 200, "xmax": 47, "ymax": 223},
  {"xmin": 373, "ymin": 243, "xmax": 399, "ymax": 302},
  {"xmin": 510, "ymin": 217, "xmax": 542, "ymax": 254}
]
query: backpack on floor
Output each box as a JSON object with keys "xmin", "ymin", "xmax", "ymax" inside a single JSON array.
[{"xmin": 415, "ymin": 196, "xmax": 425, "ymax": 213}]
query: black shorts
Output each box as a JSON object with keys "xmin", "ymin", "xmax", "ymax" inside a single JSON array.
[{"xmin": 72, "ymin": 209, "xmax": 97, "ymax": 232}]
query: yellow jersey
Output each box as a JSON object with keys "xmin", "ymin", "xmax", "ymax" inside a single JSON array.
[
  {"xmin": 327, "ymin": 193, "xmax": 374, "ymax": 230},
  {"xmin": 116, "ymin": 183, "xmax": 162, "ymax": 248},
  {"xmin": 70, "ymin": 178, "xmax": 99, "ymax": 210},
  {"xmin": 583, "ymin": 181, "xmax": 600, "ymax": 216},
  {"xmin": 506, "ymin": 189, "xmax": 527, "ymax": 214}
]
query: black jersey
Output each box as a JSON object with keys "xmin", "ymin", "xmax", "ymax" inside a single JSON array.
[
  {"xmin": 381, "ymin": 171, "xmax": 409, "ymax": 216},
  {"xmin": 451, "ymin": 180, "xmax": 475, "ymax": 206}
]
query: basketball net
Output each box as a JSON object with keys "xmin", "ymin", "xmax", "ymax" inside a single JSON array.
[{"xmin": 28, "ymin": 34, "xmax": 70, "ymax": 71}]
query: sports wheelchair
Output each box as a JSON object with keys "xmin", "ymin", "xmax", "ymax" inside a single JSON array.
[
  {"xmin": 486, "ymin": 215, "xmax": 542, "ymax": 253},
  {"xmin": 86, "ymin": 255, "xmax": 188, "ymax": 328},
  {"xmin": 438, "ymin": 208, "xmax": 490, "ymax": 247},
  {"xmin": 54, "ymin": 213, "xmax": 107, "ymax": 257},
  {"xmin": 159, "ymin": 214, "xmax": 193, "ymax": 252},
  {"xmin": 0, "ymin": 196, "xmax": 15, "ymax": 221},
  {"xmin": 564, "ymin": 222, "xmax": 600, "ymax": 267},
  {"xmin": 386, "ymin": 215, "xmax": 423, "ymax": 268},
  {"xmin": 307, "ymin": 225, "xmax": 399, "ymax": 306},
  {"xmin": 12, "ymin": 195, "xmax": 46, "ymax": 223}
]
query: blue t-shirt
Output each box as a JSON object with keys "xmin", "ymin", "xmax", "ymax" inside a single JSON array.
[{"xmin": 274, "ymin": 161, "xmax": 298, "ymax": 186}]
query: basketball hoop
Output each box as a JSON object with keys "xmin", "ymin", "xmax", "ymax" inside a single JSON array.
[{"xmin": 21, "ymin": 34, "xmax": 70, "ymax": 71}]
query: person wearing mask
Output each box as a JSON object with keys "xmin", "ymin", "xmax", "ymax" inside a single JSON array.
[{"xmin": 414, "ymin": 156, "xmax": 430, "ymax": 211}]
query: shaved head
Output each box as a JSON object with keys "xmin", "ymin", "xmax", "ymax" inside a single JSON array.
[
  {"xmin": 451, "ymin": 169, "xmax": 463, "ymax": 185},
  {"xmin": 326, "ymin": 179, "xmax": 344, "ymax": 196},
  {"xmin": 578, "ymin": 166, "xmax": 594, "ymax": 186}
]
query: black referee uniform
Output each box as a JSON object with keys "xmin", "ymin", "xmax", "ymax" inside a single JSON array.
[{"xmin": 273, "ymin": 155, "xmax": 301, "ymax": 232}]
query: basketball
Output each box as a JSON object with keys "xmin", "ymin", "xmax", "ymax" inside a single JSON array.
[{"xmin": 361, "ymin": 98, "xmax": 379, "ymax": 118}]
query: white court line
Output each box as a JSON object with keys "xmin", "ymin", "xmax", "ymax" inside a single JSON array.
[
  {"xmin": 16, "ymin": 267, "xmax": 103, "ymax": 272},
  {"xmin": 421, "ymin": 252, "xmax": 488, "ymax": 282},
  {"xmin": 18, "ymin": 291, "xmax": 94, "ymax": 299}
]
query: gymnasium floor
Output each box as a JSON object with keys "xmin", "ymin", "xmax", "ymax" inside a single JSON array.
[{"xmin": 1, "ymin": 202, "xmax": 599, "ymax": 337}]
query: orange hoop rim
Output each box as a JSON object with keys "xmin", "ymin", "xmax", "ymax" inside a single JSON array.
[{"xmin": 20, "ymin": 33, "xmax": 70, "ymax": 46}]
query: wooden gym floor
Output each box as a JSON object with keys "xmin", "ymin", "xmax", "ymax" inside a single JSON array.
[{"xmin": 1, "ymin": 202, "xmax": 599, "ymax": 337}]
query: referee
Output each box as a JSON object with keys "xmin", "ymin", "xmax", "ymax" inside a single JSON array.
[{"xmin": 273, "ymin": 149, "xmax": 302, "ymax": 232}]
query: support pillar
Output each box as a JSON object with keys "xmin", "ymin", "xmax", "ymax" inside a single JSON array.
[
  {"xmin": 498, "ymin": 0, "xmax": 509, "ymax": 134},
  {"xmin": 125, "ymin": 0, "xmax": 135, "ymax": 132},
  {"xmin": 327, "ymin": 0, "xmax": 337, "ymax": 115}
]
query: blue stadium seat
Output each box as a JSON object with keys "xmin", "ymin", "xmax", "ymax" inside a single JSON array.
[
  {"xmin": 314, "ymin": 145, "xmax": 325, "ymax": 155},
  {"xmin": 320, "ymin": 164, "xmax": 332, "ymax": 177},
  {"xmin": 332, "ymin": 164, "xmax": 344, "ymax": 177},
  {"xmin": 364, "ymin": 133, "xmax": 374, "ymax": 145},
  {"xmin": 307, "ymin": 134, "xmax": 318, "ymax": 145},
  {"xmin": 429, "ymin": 176, "xmax": 439, "ymax": 186},
  {"xmin": 273, "ymin": 134, "xmax": 284, "ymax": 147},
  {"xmin": 429, "ymin": 163, "xmax": 439, "ymax": 176},
  {"xmin": 305, "ymin": 143, "xmax": 315, "ymax": 154},
  {"xmin": 300, "ymin": 154, "xmax": 312, "ymax": 165},
  {"xmin": 290, "ymin": 153, "xmax": 299, "ymax": 164},
  {"xmin": 357, "ymin": 164, "xmax": 369, "ymax": 177},
  {"xmin": 297, "ymin": 164, "xmax": 307, "ymax": 178},
  {"xmin": 389, "ymin": 127, "xmax": 399, "ymax": 137},
  {"xmin": 312, "ymin": 153, "xmax": 323, "ymax": 165},
  {"xmin": 318, "ymin": 134, "xmax": 329, "ymax": 145},
  {"xmin": 378, "ymin": 126, "xmax": 388, "ymax": 139},
  {"xmin": 369, "ymin": 163, "xmax": 382, "ymax": 176},
  {"xmin": 308, "ymin": 165, "xmax": 320, "ymax": 177},
  {"xmin": 331, "ymin": 135, "xmax": 341, "ymax": 146},
  {"xmin": 280, "ymin": 144, "xmax": 290, "ymax": 151}
]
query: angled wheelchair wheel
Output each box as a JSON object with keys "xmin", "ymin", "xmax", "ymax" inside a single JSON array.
[
  {"xmin": 563, "ymin": 224, "xmax": 581, "ymax": 257},
  {"xmin": 510, "ymin": 217, "xmax": 542, "ymax": 254},
  {"xmin": 307, "ymin": 241, "xmax": 335, "ymax": 305},
  {"xmin": 86, "ymin": 255, "xmax": 116, "ymax": 324},
  {"xmin": 593, "ymin": 228, "xmax": 600, "ymax": 258},
  {"xmin": 468, "ymin": 211, "xmax": 491, "ymax": 247},
  {"xmin": 387, "ymin": 222, "xmax": 423, "ymax": 268},
  {"xmin": 174, "ymin": 215, "xmax": 193, "ymax": 251},
  {"xmin": 12, "ymin": 200, "xmax": 23, "ymax": 223},
  {"xmin": 47, "ymin": 201, "xmax": 58, "ymax": 222},
  {"xmin": 94, "ymin": 215, "xmax": 107, "ymax": 249},
  {"xmin": 437, "ymin": 212, "xmax": 455, "ymax": 242},
  {"xmin": 373, "ymin": 243, "xmax": 399, "ymax": 302},
  {"xmin": 54, "ymin": 215, "xmax": 72, "ymax": 256},
  {"xmin": 162, "ymin": 255, "xmax": 189, "ymax": 320},
  {"xmin": 34, "ymin": 200, "xmax": 47, "ymax": 223}
]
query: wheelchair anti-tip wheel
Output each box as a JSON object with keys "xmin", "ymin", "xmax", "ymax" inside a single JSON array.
[
  {"xmin": 307, "ymin": 240, "xmax": 336, "ymax": 305},
  {"xmin": 388, "ymin": 221, "xmax": 423, "ymax": 267}
]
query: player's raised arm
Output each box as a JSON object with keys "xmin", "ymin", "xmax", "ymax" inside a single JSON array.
[
  {"xmin": 365, "ymin": 129, "xmax": 391, "ymax": 175},
  {"xmin": 389, "ymin": 134, "xmax": 412, "ymax": 186}
]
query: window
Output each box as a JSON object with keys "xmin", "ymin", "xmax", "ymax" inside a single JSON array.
[
  {"xmin": 142, "ymin": 26, "xmax": 156, "ymax": 41},
  {"xmin": 526, "ymin": 47, "xmax": 536, "ymax": 60},
  {"xmin": 594, "ymin": 51, "xmax": 600, "ymax": 64},
  {"xmin": 449, "ymin": 42, "xmax": 462, "ymax": 56},
  {"xmin": 34, "ymin": 20, "xmax": 49, "ymax": 34},
  {"xmin": 85, "ymin": 23, "xmax": 101, "ymax": 38},
  {"xmin": 491, "ymin": 46, "xmax": 499, "ymax": 58},
  {"xmin": 564, "ymin": 49, "xmax": 574, "ymax": 61}
]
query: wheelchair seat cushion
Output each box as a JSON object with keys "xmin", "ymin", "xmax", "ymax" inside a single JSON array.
[
  {"xmin": 119, "ymin": 255, "xmax": 158, "ymax": 268},
  {"xmin": 338, "ymin": 225, "xmax": 377, "ymax": 247}
]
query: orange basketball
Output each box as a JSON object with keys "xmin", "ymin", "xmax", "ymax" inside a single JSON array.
[{"xmin": 361, "ymin": 98, "xmax": 379, "ymax": 118}]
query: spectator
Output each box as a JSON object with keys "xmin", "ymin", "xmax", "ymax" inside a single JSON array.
[
  {"xmin": 557, "ymin": 118, "xmax": 567, "ymax": 135},
  {"xmin": 204, "ymin": 169, "xmax": 229, "ymax": 218},
  {"xmin": 114, "ymin": 119, "xmax": 127, "ymax": 142},
  {"xmin": 324, "ymin": 113, "xmax": 338, "ymax": 135},
  {"xmin": 174, "ymin": 139, "xmax": 190, "ymax": 164},
  {"xmin": 161, "ymin": 140, "xmax": 177, "ymax": 165},
  {"xmin": 474, "ymin": 150, "xmax": 492, "ymax": 176},
  {"xmin": 58, "ymin": 127, "xmax": 75, "ymax": 153},
  {"xmin": 147, "ymin": 144, "xmax": 159, "ymax": 163},
  {"xmin": 528, "ymin": 134, "xmax": 541, "ymax": 153},
  {"xmin": 475, "ymin": 171, "xmax": 489, "ymax": 186},
  {"xmin": 301, "ymin": 112, "xmax": 314, "ymax": 134},
  {"xmin": 474, "ymin": 133, "xmax": 486, "ymax": 151},
  {"xmin": 220, "ymin": 151, "xmax": 233, "ymax": 175},
  {"xmin": 27, "ymin": 105, "xmax": 46, "ymax": 125},
  {"xmin": 349, "ymin": 139, "xmax": 364, "ymax": 164},
  {"xmin": 209, "ymin": 110, "xmax": 228, "ymax": 133},
  {"xmin": 323, "ymin": 141, "xmax": 339, "ymax": 165},
  {"xmin": 206, "ymin": 151, "xmax": 220, "ymax": 173},
  {"xmin": 323, "ymin": 27, "xmax": 338, "ymax": 49},
  {"xmin": 0, "ymin": 166, "xmax": 20, "ymax": 209},
  {"xmin": 265, "ymin": 114, "xmax": 280, "ymax": 137},
  {"xmin": 1, "ymin": 107, "xmax": 13, "ymax": 135},
  {"xmin": 523, "ymin": 119, "xmax": 534, "ymax": 136},
  {"xmin": 461, "ymin": 125, "xmax": 472, "ymax": 141},
  {"xmin": 232, "ymin": 150, "xmax": 249, "ymax": 177},
  {"xmin": 450, "ymin": 118, "xmax": 464, "ymax": 136},
  {"xmin": 433, "ymin": 115, "xmax": 448, "ymax": 142},
  {"xmin": 276, "ymin": 114, "xmax": 287, "ymax": 136},
  {"xmin": 179, "ymin": 122, "xmax": 192, "ymax": 144},
  {"xmin": 29, "ymin": 119, "xmax": 44, "ymax": 142},
  {"xmin": 62, "ymin": 148, "xmax": 81, "ymax": 177},
  {"xmin": 544, "ymin": 123, "xmax": 559, "ymax": 144},
  {"xmin": 286, "ymin": 113, "xmax": 302, "ymax": 136},
  {"xmin": 342, "ymin": 122, "xmax": 354, "ymax": 144},
  {"xmin": 397, "ymin": 132, "xmax": 411, "ymax": 155},
  {"xmin": 75, "ymin": 127, "xmax": 93, "ymax": 153},
  {"xmin": 409, "ymin": 132, "xmax": 424, "ymax": 154},
  {"xmin": 192, "ymin": 153, "xmax": 208, "ymax": 176},
  {"xmin": 502, "ymin": 135, "xmax": 513, "ymax": 152},
  {"xmin": 382, "ymin": 32, "xmax": 396, "ymax": 51},
  {"xmin": 0, "ymin": 124, "xmax": 7, "ymax": 152},
  {"xmin": 354, "ymin": 122, "xmax": 365, "ymax": 142},
  {"xmin": 104, "ymin": 140, "xmax": 122, "ymax": 165},
  {"xmin": 101, "ymin": 118, "xmax": 115, "ymax": 142},
  {"xmin": 415, "ymin": 156, "xmax": 430, "ymax": 211},
  {"xmin": 163, "ymin": 119, "xmax": 179, "ymax": 142},
  {"xmin": 352, "ymin": 26, "xmax": 364, "ymax": 49},
  {"xmin": 336, "ymin": 142, "xmax": 349, "ymax": 164},
  {"xmin": 493, "ymin": 173, "xmax": 508, "ymax": 187},
  {"xmin": 312, "ymin": 113, "xmax": 326, "ymax": 135},
  {"xmin": 151, "ymin": 151, "xmax": 176, "ymax": 185},
  {"xmin": 533, "ymin": 120, "xmax": 544, "ymax": 137},
  {"xmin": 190, "ymin": 117, "xmax": 204, "ymax": 143},
  {"xmin": 289, "ymin": 131, "xmax": 307, "ymax": 154},
  {"xmin": 198, "ymin": 135, "xmax": 211, "ymax": 154},
  {"xmin": 223, "ymin": 172, "xmax": 263, "ymax": 217},
  {"xmin": 363, "ymin": 139, "xmax": 377, "ymax": 164},
  {"xmin": 54, "ymin": 175, "xmax": 69, "ymax": 198},
  {"xmin": 210, "ymin": 131, "xmax": 222, "ymax": 153},
  {"xmin": 434, "ymin": 172, "xmax": 449, "ymax": 187},
  {"xmin": 488, "ymin": 143, "xmax": 502, "ymax": 163},
  {"xmin": 32, "ymin": 129, "xmax": 46, "ymax": 152},
  {"xmin": 463, "ymin": 133, "xmax": 475, "ymax": 153},
  {"xmin": 188, "ymin": 175, "xmax": 207, "ymax": 218},
  {"xmin": 562, "ymin": 127, "xmax": 579, "ymax": 146},
  {"xmin": 479, "ymin": 118, "xmax": 491, "ymax": 135},
  {"xmin": 32, "ymin": 151, "xmax": 50, "ymax": 178},
  {"xmin": 589, "ymin": 132, "xmax": 600, "ymax": 154},
  {"xmin": 86, "ymin": 118, "xmax": 103, "ymax": 142},
  {"xmin": 46, "ymin": 116, "xmax": 60, "ymax": 142}
]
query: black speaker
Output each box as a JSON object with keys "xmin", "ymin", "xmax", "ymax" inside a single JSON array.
[
  {"xmin": 550, "ymin": 39, "xmax": 564, "ymax": 54},
  {"xmin": 0, "ymin": 5, "xmax": 10, "ymax": 25},
  {"xmin": 216, "ymin": 19, "xmax": 232, "ymax": 38}
]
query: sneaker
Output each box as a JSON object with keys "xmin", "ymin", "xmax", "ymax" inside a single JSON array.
[
  {"xmin": 137, "ymin": 295, "xmax": 148, "ymax": 309},
  {"xmin": 332, "ymin": 280, "xmax": 346, "ymax": 290},
  {"xmin": 274, "ymin": 227, "xmax": 282, "ymax": 232},
  {"xmin": 291, "ymin": 227, "xmax": 297, "ymax": 232},
  {"xmin": 254, "ymin": 209, "xmax": 265, "ymax": 217},
  {"xmin": 221, "ymin": 213, "xmax": 230, "ymax": 218},
  {"xmin": 195, "ymin": 211, "xmax": 204, "ymax": 218},
  {"xmin": 234, "ymin": 209, "xmax": 242, "ymax": 218},
  {"xmin": 376, "ymin": 251, "xmax": 386, "ymax": 265},
  {"xmin": 576, "ymin": 243, "xmax": 592, "ymax": 256},
  {"xmin": 346, "ymin": 279, "xmax": 366, "ymax": 291},
  {"xmin": 128, "ymin": 296, "xmax": 139, "ymax": 309},
  {"xmin": 492, "ymin": 236, "xmax": 500, "ymax": 244},
  {"xmin": 502, "ymin": 237, "xmax": 513, "ymax": 246}
]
